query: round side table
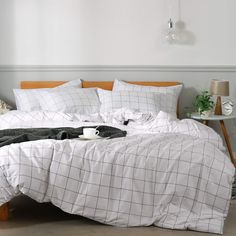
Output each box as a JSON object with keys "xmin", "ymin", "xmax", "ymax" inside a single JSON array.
[{"xmin": 191, "ymin": 113, "xmax": 236, "ymax": 167}]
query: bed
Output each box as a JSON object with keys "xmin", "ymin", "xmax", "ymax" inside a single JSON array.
[{"xmin": 0, "ymin": 80, "xmax": 234, "ymax": 234}]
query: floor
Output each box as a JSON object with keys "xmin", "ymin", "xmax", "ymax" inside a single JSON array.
[{"xmin": 0, "ymin": 196, "xmax": 235, "ymax": 236}]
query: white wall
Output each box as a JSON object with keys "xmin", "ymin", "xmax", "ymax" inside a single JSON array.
[{"xmin": 0, "ymin": 0, "xmax": 236, "ymax": 65}]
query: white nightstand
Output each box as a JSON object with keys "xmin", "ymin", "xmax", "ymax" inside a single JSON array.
[{"xmin": 191, "ymin": 113, "xmax": 236, "ymax": 167}]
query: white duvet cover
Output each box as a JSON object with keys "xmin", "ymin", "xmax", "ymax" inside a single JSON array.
[{"xmin": 0, "ymin": 110, "xmax": 234, "ymax": 234}]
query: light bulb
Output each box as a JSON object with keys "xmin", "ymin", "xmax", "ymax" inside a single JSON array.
[
  {"xmin": 165, "ymin": 18, "xmax": 175, "ymax": 43},
  {"xmin": 165, "ymin": 18, "xmax": 179, "ymax": 44}
]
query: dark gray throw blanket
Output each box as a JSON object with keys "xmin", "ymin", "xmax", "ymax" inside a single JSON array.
[{"xmin": 0, "ymin": 126, "xmax": 127, "ymax": 148}]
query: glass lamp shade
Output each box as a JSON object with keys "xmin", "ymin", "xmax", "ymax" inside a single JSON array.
[
  {"xmin": 165, "ymin": 29, "xmax": 179, "ymax": 44},
  {"xmin": 165, "ymin": 18, "xmax": 180, "ymax": 44},
  {"xmin": 165, "ymin": 19, "xmax": 174, "ymax": 44},
  {"xmin": 165, "ymin": 20, "xmax": 196, "ymax": 45}
]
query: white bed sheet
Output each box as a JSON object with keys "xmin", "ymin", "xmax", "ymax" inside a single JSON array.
[{"xmin": 0, "ymin": 110, "xmax": 234, "ymax": 234}]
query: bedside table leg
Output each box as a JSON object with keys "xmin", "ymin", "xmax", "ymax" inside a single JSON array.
[
  {"xmin": 0, "ymin": 203, "xmax": 9, "ymax": 221},
  {"xmin": 220, "ymin": 120, "xmax": 236, "ymax": 167}
]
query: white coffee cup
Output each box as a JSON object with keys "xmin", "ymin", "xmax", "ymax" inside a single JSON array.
[{"xmin": 83, "ymin": 128, "xmax": 99, "ymax": 139}]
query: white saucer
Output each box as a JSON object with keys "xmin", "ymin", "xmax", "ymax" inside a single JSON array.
[{"xmin": 78, "ymin": 135, "xmax": 102, "ymax": 140}]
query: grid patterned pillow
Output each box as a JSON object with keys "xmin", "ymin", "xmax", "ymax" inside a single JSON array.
[
  {"xmin": 97, "ymin": 89, "xmax": 177, "ymax": 115},
  {"xmin": 13, "ymin": 79, "xmax": 82, "ymax": 111},
  {"xmin": 37, "ymin": 88, "xmax": 100, "ymax": 114},
  {"xmin": 113, "ymin": 79, "xmax": 182, "ymax": 96},
  {"xmin": 113, "ymin": 80, "xmax": 182, "ymax": 116}
]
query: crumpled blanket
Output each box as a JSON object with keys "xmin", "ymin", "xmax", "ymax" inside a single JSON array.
[{"xmin": 0, "ymin": 125, "xmax": 127, "ymax": 147}]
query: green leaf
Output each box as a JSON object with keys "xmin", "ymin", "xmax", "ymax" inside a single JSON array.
[{"xmin": 193, "ymin": 91, "xmax": 215, "ymax": 114}]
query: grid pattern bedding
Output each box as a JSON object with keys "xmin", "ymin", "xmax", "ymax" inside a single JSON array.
[
  {"xmin": 36, "ymin": 88, "xmax": 100, "ymax": 114},
  {"xmin": 97, "ymin": 89, "xmax": 177, "ymax": 115},
  {"xmin": 0, "ymin": 110, "xmax": 234, "ymax": 234},
  {"xmin": 13, "ymin": 79, "xmax": 82, "ymax": 111}
]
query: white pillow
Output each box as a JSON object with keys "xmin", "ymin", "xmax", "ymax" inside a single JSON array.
[
  {"xmin": 13, "ymin": 79, "xmax": 82, "ymax": 111},
  {"xmin": 58, "ymin": 79, "xmax": 82, "ymax": 88},
  {"xmin": 37, "ymin": 88, "xmax": 100, "ymax": 114},
  {"xmin": 113, "ymin": 79, "xmax": 182, "ymax": 96},
  {"xmin": 97, "ymin": 89, "xmax": 177, "ymax": 115},
  {"xmin": 113, "ymin": 80, "xmax": 182, "ymax": 116}
]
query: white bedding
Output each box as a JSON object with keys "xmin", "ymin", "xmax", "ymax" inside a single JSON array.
[{"xmin": 0, "ymin": 110, "xmax": 234, "ymax": 234}]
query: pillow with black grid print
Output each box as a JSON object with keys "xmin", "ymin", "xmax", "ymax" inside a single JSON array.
[
  {"xmin": 37, "ymin": 87, "xmax": 100, "ymax": 114},
  {"xmin": 97, "ymin": 88, "xmax": 178, "ymax": 116},
  {"xmin": 113, "ymin": 79, "xmax": 183, "ymax": 98},
  {"xmin": 13, "ymin": 79, "xmax": 82, "ymax": 112}
]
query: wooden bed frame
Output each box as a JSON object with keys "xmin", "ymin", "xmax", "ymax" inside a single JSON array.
[
  {"xmin": 0, "ymin": 80, "xmax": 181, "ymax": 221},
  {"xmin": 20, "ymin": 80, "xmax": 181, "ymax": 90}
]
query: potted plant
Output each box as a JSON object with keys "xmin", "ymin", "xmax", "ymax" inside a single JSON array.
[{"xmin": 193, "ymin": 91, "xmax": 215, "ymax": 117}]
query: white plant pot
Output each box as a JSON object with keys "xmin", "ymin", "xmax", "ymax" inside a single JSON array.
[{"xmin": 200, "ymin": 110, "xmax": 212, "ymax": 118}]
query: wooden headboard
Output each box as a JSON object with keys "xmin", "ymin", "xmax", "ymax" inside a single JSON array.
[
  {"xmin": 20, "ymin": 81, "xmax": 181, "ymax": 117},
  {"xmin": 20, "ymin": 81, "xmax": 181, "ymax": 90}
]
